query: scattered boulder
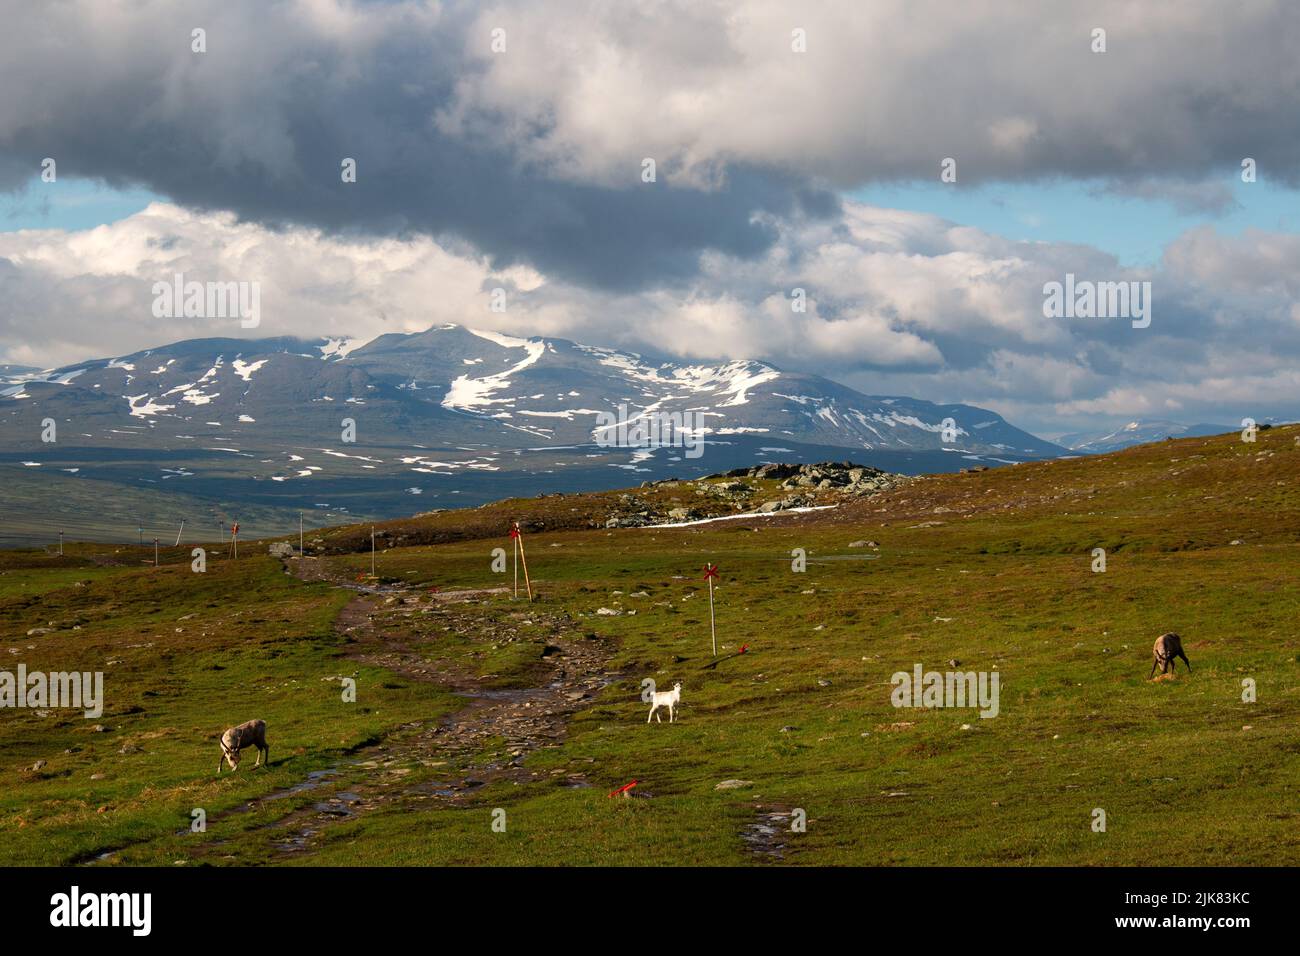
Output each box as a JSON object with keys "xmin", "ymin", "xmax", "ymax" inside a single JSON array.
[
  {"xmin": 715, "ymin": 779, "xmax": 754, "ymax": 790},
  {"xmin": 268, "ymin": 541, "xmax": 296, "ymax": 558}
]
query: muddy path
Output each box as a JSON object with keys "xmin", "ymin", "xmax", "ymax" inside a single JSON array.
[{"xmin": 189, "ymin": 556, "xmax": 622, "ymax": 859}]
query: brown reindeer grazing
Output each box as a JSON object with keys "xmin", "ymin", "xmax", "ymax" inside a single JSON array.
[
  {"xmin": 1149, "ymin": 633, "xmax": 1191, "ymax": 678},
  {"xmin": 217, "ymin": 719, "xmax": 269, "ymax": 773}
]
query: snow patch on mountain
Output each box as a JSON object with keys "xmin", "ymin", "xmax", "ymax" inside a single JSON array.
[
  {"xmin": 443, "ymin": 335, "xmax": 547, "ymax": 411},
  {"xmin": 233, "ymin": 358, "xmax": 268, "ymax": 381}
]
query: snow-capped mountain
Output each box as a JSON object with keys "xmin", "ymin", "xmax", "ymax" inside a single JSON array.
[
  {"xmin": 1057, "ymin": 420, "xmax": 1232, "ymax": 453},
  {"xmin": 3, "ymin": 324, "xmax": 1059, "ymax": 453},
  {"xmin": 0, "ymin": 324, "xmax": 1064, "ymax": 531}
]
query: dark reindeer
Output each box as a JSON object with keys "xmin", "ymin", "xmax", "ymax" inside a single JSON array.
[
  {"xmin": 1149, "ymin": 633, "xmax": 1191, "ymax": 678},
  {"xmin": 217, "ymin": 719, "xmax": 269, "ymax": 773}
]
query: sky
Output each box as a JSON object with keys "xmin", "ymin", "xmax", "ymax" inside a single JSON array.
[{"xmin": 3, "ymin": 0, "xmax": 1300, "ymax": 439}]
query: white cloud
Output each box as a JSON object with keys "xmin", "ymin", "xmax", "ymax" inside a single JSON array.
[{"xmin": 3, "ymin": 198, "xmax": 1299, "ymax": 435}]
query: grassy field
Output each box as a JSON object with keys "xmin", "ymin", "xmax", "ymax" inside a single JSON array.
[{"xmin": 2, "ymin": 426, "xmax": 1298, "ymax": 866}]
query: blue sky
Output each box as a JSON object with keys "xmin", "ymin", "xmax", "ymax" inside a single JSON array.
[
  {"xmin": 852, "ymin": 178, "xmax": 1300, "ymax": 270},
  {"xmin": 1, "ymin": 178, "xmax": 160, "ymax": 233}
]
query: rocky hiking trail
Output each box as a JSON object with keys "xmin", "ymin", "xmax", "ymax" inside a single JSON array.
[
  {"xmin": 173, "ymin": 556, "xmax": 623, "ymax": 861},
  {"xmin": 81, "ymin": 553, "xmax": 794, "ymax": 864}
]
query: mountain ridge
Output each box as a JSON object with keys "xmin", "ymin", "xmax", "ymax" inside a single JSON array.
[{"xmin": 1, "ymin": 323, "xmax": 1065, "ymax": 531}]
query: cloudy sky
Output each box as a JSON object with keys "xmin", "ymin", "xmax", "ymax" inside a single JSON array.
[{"xmin": 3, "ymin": 0, "xmax": 1300, "ymax": 437}]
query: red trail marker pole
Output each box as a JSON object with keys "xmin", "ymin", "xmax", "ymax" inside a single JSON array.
[
  {"xmin": 513, "ymin": 523, "xmax": 533, "ymax": 602},
  {"xmin": 509, "ymin": 525, "xmax": 520, "ymax": 599},
  {"xmin": 703, "ymin": 563, "xmax": 719, "ymax": 657}
]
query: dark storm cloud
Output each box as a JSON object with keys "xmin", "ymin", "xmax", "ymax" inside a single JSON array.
[
  {"xmin": 6, "ymin": 1, "xmax": 1300, "ymax": 294},
  {"xmin": 0, "ymin": 1, "xmax": 834, "ymax": 291}
]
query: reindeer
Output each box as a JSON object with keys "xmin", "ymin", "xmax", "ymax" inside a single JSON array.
[
  {"xmin": 217, "ymin": 719, "xmax": 269, "ymax": 773},
  {"xmin": 1149, "ymin": 633, "xmax": 1191, "ymax": 678},
  {"xmin": 647, "ymin": 682, "xmax": 682, "ymax": 723}
]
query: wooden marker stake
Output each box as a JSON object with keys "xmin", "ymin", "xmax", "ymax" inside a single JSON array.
[
  {"xmin": 175, "ymin": 520, "xmax": 185, "ymax": 547},
  {"xmin": 703, "ymin": 563, "xmax": 720, "ymax": 657},
  {"xmin": 510, "ymin": 526, "xmax": 520, "ymax": 599},
  {"xmin": 513, "ymin": 523, "xmax": 533, "ymax": 602}
]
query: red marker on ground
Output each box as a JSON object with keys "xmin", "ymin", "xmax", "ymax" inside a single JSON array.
[{"xmin": 608, "ymin": 779, "xmax": 638, "ymax": 798}]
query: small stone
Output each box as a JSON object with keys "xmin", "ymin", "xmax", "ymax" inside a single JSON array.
[{"xmin": 715, "ymin": 779, "xmax": 754, "ymax": 790}]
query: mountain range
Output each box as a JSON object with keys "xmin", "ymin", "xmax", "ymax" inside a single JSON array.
[{"xmin": 1, "ymin": 324, "xmax": 1066, "ymax": 539}]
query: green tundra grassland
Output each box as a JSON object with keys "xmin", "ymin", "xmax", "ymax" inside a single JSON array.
[{"xmin": 1, "ymin": 425, "xmax": 1297, "ymax": 866}]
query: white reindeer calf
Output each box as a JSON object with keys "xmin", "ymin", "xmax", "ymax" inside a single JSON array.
[
  {"xmin": 217, "ymin": 719, "xmax": 269, "ymax": 774},
  {"xmin": 647, "ymin": 683, "xmax": 682, "ymax": 723}
]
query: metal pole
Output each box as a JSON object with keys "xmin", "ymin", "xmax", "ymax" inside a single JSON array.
[
  {"xmin": 58, "ymin": 531, "xmax": 63, "ymax": 556},
  {"xmin": 154, "ymin": 538, "xmax": 159, "ymax": 567},
  {"xmin": 299, "ymin": 512, "xmax": 303, "ymax": 556},
  {"xmin": 175, "ymin": 520, "xmax": 184, "ymax": 547},
  {"xmin": 371, "ymin": 526, "xmax": 376, "ymax": 577}
]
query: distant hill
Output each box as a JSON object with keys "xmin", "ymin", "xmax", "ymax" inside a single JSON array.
[{"xmin": 1057, "ymin": 420, "xmax": 1232, "ymax": 453}]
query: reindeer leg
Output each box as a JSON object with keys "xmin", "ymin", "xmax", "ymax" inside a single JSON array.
[
  {"xmin": 1180, "ymin": 652, "xmax": 1191, "ymax": 672},
  {"xmin": 647, "ymin": 705, "xmax": 654, "ymax": 724},
  {"xmin": 1149, "ymin": 659, "xmax": 1158, "ymax": 679}
]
